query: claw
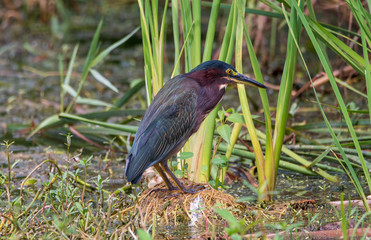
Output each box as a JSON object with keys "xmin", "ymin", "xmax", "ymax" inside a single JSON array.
[
  {"xmin": 149, "ymin": 185, "xmax": 205, "ymax": 197},
  {"xmin": 148, "ymin": 187, "xmax": 178, "ymax": 195}
]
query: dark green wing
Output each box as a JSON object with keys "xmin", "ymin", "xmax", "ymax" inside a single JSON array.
[{"xmin": 125, "ymin": 87, "xmax": 198, "ymax": 183}]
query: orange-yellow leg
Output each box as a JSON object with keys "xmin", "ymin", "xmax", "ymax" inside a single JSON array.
[
  {"xmin": 153, "ymin": 164, "xmax": 176, "ymax": 190},
  {"xmin": 160, "ymin": 162, "xmax": 200, "ymax": 194}
]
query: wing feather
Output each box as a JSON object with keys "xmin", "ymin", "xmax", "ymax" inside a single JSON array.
[{"xmin": 125, "ymin": 82, "xmax": 198, "ymax": 183}]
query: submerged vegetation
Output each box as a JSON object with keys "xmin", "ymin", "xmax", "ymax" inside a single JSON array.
[{"xmin": 1, "ymin": 0, "xmax": 371, "ymax": 238}]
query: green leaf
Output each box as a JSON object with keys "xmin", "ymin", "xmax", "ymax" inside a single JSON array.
[
  {"xmin": 137, "ymin": 229, "xmax": 152, "ymax": 240},
  {"xmin": 214, "ymin": 208, "xmax": 243, "ymax": 235},
  {"xmin": 218, "ymin": 109, "xmax": 225, "ymax": 122},
  {"xmin": 90, "ymin": 69, "xmax": 119, "ymax": 93},
  {"xmin": 24, "ymin": 178, "xmax": 37, "ymax": 186},
  {"xmin": 90, "ymin": 27, "xmax": 140, "ymax": 68},
  {"xmin": 217, "ymin": 124, "xmax": 231, "ymax": 144},
  {"xmin": 231, "ymin": 234, "xmax": 242, "ymax": 240},
  {"xmin": 226, "ymin": 113, "xmax": 244, "ymax": 124},
  {"xmin": 214, "ymin": 208, "xmax": 238, "ymax": 224},
  {"xmin": 212, "ymin": 156, "xmax": 228, "ymax": 167},
  {"xmin": 178, "ymin": 152, "xmax": 194, "ymax": 160},
  {"xmin": 74, "ymin": 202, "xmax": 84, "ymax": 214}
]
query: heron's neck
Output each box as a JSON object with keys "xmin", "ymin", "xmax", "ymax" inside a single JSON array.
[{"xmin": 199, "ymin": 82, "xmax": 226, "ymax": 116}]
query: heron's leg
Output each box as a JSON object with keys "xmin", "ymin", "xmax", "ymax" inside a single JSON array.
[
  {"xmin": 153, "ymin": 164, "xmax": 176, "ymax": 190},
  {"xmin": 160, "ymin": 162, "xmax": 201, "ymax": 194}
]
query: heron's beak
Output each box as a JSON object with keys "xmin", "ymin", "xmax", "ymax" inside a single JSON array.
[{"xmin": 231, "ymin": 73, "xmax": 266, "ymax": 88}]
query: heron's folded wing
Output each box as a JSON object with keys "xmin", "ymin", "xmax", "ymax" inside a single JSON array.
[{"xmin": 125, "ymin": 89, "xmax": 198, "ymax": 182}]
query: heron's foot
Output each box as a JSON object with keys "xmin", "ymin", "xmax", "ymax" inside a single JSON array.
[
  {"xmin": 179, "ymin": 185, "xmax": 206, "ymax": 194},
  {"xmin": 148, "ymin": 186, "xmax": 179, "ymax": 195},
  {"xmin": 162, "ymin": 186, "xmax": 205, "ymax": 199}
]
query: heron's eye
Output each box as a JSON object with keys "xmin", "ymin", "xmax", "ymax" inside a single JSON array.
[{"xmin": 226, "ymin": 69, "xmax": 232, "ymax": 75}]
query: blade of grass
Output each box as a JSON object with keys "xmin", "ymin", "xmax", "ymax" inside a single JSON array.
[
  {"xmin": 236, "ymin": 0, "xmax": 268, "ymax": 200},
  {"xmin": 363, "ymin": 30, "xmax": 371, "ymax": 123},
  {"xmin": 63, "ymin": 44, "xmax": 79, "ymax": 93},
  {"xmin": 217, "ymin": 143, "xmax": 318, "ymax": 176},
  {"xmin": 113, "ymin": 79, "xmax": 145, "ymax": 108},
  {"xmin": 360, "ymin": 19, "xmax": 371, "ymax": 123},
  {"xmin": 202, "ymin": 0, "xmax": 221, "ymax": 61},
  {"xmin": 180, "ymin": 0, "xmax": 204, "ymax": 182},
  {"xmin": 28, "ymin": 115, "xmax": 64, "ymax": 138},
  {"xmin": 138, "ymin": 0, "xmax": 157, "ymax": 103},
  {"xmin": 80, "ymin": 109, "xmax": 144, "ymax": 119},
  {"xmin": 347, "ymin": 0, "xmax": 371, "ymax": 41},
  {"xmin": 242, "ymin": 14, "xmax": 274, "ymax": 192},
  {"xmin": 61, "ymin": 44, "xmax": 79, "ymax": 114},
  {"xmin": 191, "ymin": 0, "xmax": 237, "ymax": 183},
  {"xmin": 75, "ymin": 97, "xmax": 114, "ymax": 108},
  {"xmin": 192, "ymin": 0, "xmax": 201, "ymax": 66},
  {"xmin": 224, "ymin": 2, "xmax": 237, "ymax": 64},
  {"xmin": 75, "ymin": 126, "xmax": 135, "ymax": 136},
  {"xmin": 289, "ymin": 0, "xmax": 371, "ymax": 212},
  {"xmin": 334, "ymin": 77, "xmax": 368, "ymax": 98},
  {"xmin": 59, "ymin": 113, "xmax": 138, "ymax": 133},
  {"xmin": 180, "ymin": 0, "xmax": 193, "ymax": 71},
  {"xmin": 158, "ymin": 0, "xmax": 168, "ymax": 90},
  {"xmin": 171, "ymin": 22, "xmax": 194, "ymax": 78},
  {"xmin": 308, "ymin": 148, "xmax": 332, "ymax": 168},
  {"xmin": 219, "ymin": 0, "xmax": 236, "ymax": 62},
  {"xmin": 188, "ymin": 0, "xmax": 228, "ymax": 183},
  {"xmin": 171, "ymin": 0, "xmax": 180, "ymax": 76},
  {"xmin": 196, "ymin": 1, "xmax": 239, "ymax": 183},
  {"xmin": 89, "ymin": 69, "xmax": 119, "ymax": 93},
  {"xmin": 256, "ymin": 130, "xmax": 339, "ymax": 182},
  {"xmin": 58, "ymin": 54, "xmax": 64, "ymax": 113},
  {"xmin": 309, "ymin": 20, "xmax": 364, "ymax": 75},
  {"xmin": 272, "ymin": 2, "xmax": 302, "ymax": 182},
  {"xmin": 66, "ymin": 20, "xmax": 103, "ymax": 113},
  {"xmin": 90, "ymin": 27, "xmax": 139, "ymax": 68},
  {"xmin": 202, "ymin": 1, "xmax": 283, "ymax": 19}
]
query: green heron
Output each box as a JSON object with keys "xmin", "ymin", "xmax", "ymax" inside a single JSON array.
[{"xmin": 125, "ymin": 60, "xmax": 266, "ymax": 193}]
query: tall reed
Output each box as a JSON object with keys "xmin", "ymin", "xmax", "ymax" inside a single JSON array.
[{"xmin": 138, "ymin": 0, "xmax": 370, "ymax": 207}]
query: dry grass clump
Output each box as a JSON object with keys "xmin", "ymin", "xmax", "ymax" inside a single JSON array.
[
  {"xmin": 121, "ymin": 179, "xmax": 248, "ymax": 226},
  {"xmin": 120, "ymin": 178, "xmax": 320, "ymax": 225}
]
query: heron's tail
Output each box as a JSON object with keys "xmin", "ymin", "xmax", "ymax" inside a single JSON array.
[{"xmin": 125, "ymin": 154, "xmax": 142, "ymax": 184}]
